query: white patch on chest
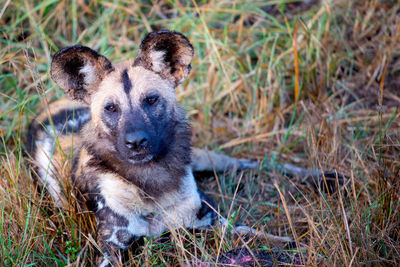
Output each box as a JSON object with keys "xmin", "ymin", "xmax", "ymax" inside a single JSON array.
[{"xmin": 98, "ymin": 167, "xmax": 208, "ymax": 238}]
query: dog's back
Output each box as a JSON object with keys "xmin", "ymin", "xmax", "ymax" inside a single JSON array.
[{"xmin": 28, "ymin": 98, "xmax": 90, "ymax": 204}]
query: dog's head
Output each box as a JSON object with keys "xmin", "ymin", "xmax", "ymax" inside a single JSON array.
[{"xmin": 50, "ymin": 31, "xmax": 193, "ymax": 164}]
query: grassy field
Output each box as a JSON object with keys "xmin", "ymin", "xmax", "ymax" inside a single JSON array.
[{"xmin": 1, "ymin": 0, "xmax": 399, "ymax": 266}]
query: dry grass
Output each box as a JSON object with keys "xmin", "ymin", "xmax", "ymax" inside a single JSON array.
[{"xmin": 1, "ymin": 0, "xmax": 399, "ymax": 266}]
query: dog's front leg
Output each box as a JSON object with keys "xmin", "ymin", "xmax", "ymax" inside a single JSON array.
[
  {"xmin": 94, "ymin": 205, "xmax": 139, "ymax": 267},
  {"xmin": 95, "ymin": 232, "xmax": 122, "ymax": 267}
]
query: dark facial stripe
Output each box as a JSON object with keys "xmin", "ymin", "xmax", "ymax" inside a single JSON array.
[
  {"xmin": 102, "ymin": 110, "xmax": 119, "ymax": 133},
  {"xmin": 121, "ymin": 69, "xmax": 132, "ymax": 95}
]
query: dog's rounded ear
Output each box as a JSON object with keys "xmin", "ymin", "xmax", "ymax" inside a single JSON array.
[
  {"xmin": 51, "ymin": 46, "xmax": 114, "ymax": 104},
  {"xmin": 134, "ymin": 31, "xmax": 194, "ymax": 87}
]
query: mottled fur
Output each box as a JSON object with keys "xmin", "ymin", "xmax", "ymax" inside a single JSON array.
[{"xmin": 28, "ymin": 31, "xmax": 256, "ymax": 266}]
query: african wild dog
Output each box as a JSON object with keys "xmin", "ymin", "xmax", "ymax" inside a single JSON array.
[{"xmin": 28, "ymin": 31, "xmax": 257, "ymax": 266}]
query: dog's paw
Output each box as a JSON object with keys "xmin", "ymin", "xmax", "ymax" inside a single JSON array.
[{"xmin": 236, "ymin": 158, "xmax": 259, "ymax": 170}]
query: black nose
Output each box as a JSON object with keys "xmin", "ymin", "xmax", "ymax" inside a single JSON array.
[{"xmin": 125, "ymin": 131, "xmax": 148, "ymax": 151}]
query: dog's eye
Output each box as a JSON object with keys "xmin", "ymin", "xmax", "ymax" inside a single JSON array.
[
  {"xmin": 105, "ymin": 104, "xmax": 117, "ymax": 112},
  {"xmin": 146, "ymin": 96, "xmax": 158, "ymax": 105}
]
